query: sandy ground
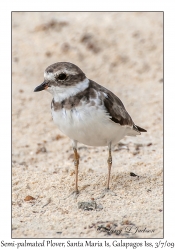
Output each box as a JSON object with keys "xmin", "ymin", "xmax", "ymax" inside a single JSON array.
[{"xmin": 12, "ymin": 12, "xmax": 163, "ymax": 238}]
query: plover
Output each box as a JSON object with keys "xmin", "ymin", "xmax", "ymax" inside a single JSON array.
[{"xmin": 34, "ymin": 62, "xmax": 146, "ymax": 194}]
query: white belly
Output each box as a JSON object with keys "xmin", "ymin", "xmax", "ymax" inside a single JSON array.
[{"xmin": 51, "ymin": 105, "xmax": 135, "ymax": 146}]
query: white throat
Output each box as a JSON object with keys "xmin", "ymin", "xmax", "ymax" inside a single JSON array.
[{"xmin": 46, "ymin": 78, "xmax": 89, "ymax": 103}]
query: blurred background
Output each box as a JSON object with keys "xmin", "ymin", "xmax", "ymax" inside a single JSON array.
[
  {"xmin": 12, "ymin": 11, "xmax": 163, "ymax": 164},
  {"xmin": 12, "ymin": 12, "xmax": 163, "ymax": 238}
]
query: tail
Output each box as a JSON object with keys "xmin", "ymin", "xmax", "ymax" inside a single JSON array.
[{"xmin": 133, "ymin": 124, "xmax": 147, "ymax": 133}]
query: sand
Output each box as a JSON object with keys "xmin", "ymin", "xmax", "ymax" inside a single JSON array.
[{"xmin": 12, "ymin": 12, "xmax": 163, "ymax": 238}]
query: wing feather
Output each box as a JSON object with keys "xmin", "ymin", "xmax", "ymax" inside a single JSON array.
[{"xmin": 89, "ymin": 80, "xmax": 147, "ymax": 133}]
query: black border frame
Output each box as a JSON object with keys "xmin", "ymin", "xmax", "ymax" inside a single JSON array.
[{"xmin": 11, "ymin": 11, "xmax": 164, "ymax": 240}]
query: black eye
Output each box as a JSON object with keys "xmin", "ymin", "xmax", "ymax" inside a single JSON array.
[{"xmin": 58, "ymin": 73, "xmax": 67, "ymax": 80}]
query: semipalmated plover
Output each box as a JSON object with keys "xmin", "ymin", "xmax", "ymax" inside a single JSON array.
[{"xmin": 34, "ymin": 62, "xmax": 146, "ymax": 194}]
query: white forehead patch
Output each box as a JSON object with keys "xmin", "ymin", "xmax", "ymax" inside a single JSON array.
[
  {"xmin": 44, "ymin": 71, "xmax": 55, "ymax": 81},
  {"xmin": 44, "ymin": 68, "xmax": 80, "ymax": 81}
]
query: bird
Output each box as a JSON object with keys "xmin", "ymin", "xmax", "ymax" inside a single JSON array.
[{"xmin": 34, "ymin": 62, "xmax": 147, "ymax": 194}]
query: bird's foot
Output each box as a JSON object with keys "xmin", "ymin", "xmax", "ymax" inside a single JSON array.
[
  {"xmin": 95, "ymin": 188, "xmax": 117, "ymax": 199},
  {"xmin": 61, "ymin": 190, "xmax": 79, "ymax": 200}
]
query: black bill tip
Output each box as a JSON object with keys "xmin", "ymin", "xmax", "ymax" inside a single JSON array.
[{"xmin": 34, "ymin": 82, "xmax": 48, "ymax": 92}]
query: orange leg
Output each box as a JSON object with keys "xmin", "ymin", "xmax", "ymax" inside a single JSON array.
[
  {"xmin": 107, "ymin": 147, "xmax": 112, "ymax": 189},
  {"xmin": 73, "ymin": 147, "xmax": 79, "ymax": 194}
]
